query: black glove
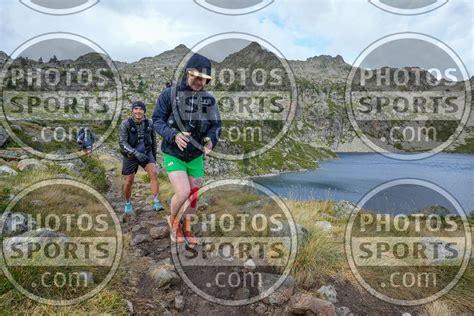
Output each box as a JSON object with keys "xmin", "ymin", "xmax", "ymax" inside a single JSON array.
[{"xmin": 134, "ymin": 151, "xmax": 150, "ymax": 165}]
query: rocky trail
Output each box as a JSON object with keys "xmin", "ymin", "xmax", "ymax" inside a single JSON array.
[
  {"xmin": 103, "ymin": 151, "xmax": 264, "ymax": 315},
  {"xmin": 100, "ymin": 148, "xmax": 419, "ymax": 316},
  {"xmin": 0, "ymin": 142, "xmax": 426, "ymax": 315}
]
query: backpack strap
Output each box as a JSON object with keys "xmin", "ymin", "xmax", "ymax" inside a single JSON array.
[
  {"xmin": 127, "ymin": 117, "xmax": 137, "ymax": 133},
  {"xmin": 167, "ymin": 86, "xmax": 178, "ymax": 126},
  {"xmin": 144, "ymin": 118, "xmax": 150, "ymax": 130}
]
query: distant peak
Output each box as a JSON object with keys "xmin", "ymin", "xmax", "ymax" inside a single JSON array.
[
  {"xmin": 174, "ymin": 44, "xmax": 189, "ymax": 50},
  {"xmin": 307, "ymin": 54, "xmax": 346, "ymax": 64},
  {"xmin": 243, "ymin": 41, "xmax": 265, "ymax": 52}
]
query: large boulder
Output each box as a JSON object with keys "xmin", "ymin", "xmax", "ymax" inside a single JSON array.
[
  {"xmin": 0, "ymin": 128, "xmax": 9, "ymax": 147},
  {"xmin": 0, "ymin": 165, "xmax": 17, "ymax": 176},
  {"xmin": 148, "ymin": 258, "xmax": 180, "ymax": 288},
  {"xmin": 315, "ymin": 221, "xmax": 333, "ymax": 233},
  {"xmin": 258, "ymin": 273, "xmax": 295, "ymax": 305},
  {"xmin": 240, "ymin": 198, "xmax": 272, "ymax": 214},
  {"xmin": 333, "ymin": 200, "xmax": 359, "ymax": 218},
  {"xmin": 2, "ymin": 228, "xmax": 68, "ymax": 258},
  {"xmin": 149, "ymin": 225, "xmax": 169, "ymax": 239},
  {"xmin": 17, "ymin": 159, "xmax": 44, "ymax": 172},
  {"xmin": 1, "ymin": 212, "xmax": 36, "ymax": 236},
  {"xmin": 58, "ymin": 160, "xmax": 86, "ymax": 176},
  {"xmin": 420, "ymin": 237, "xmax": 463, "ymax": 264},
  {"xmin": 0, "ymin": 150, "xmax": 20, "ymax": 161},
  {"xmin": 289, "ymin": 292, "xmax": 336, "ymax": 316}
]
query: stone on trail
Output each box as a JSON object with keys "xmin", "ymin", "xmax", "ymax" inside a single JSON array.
[
  {"xmin": 254, "ymin": 303, "xmax": 267, "ymax": 315},
  {"xmin": 132, "ymin": 224, "xmax": 143, "ymax": 233},
  {"xmin": 243, "ymin": 258, "xmax": 256, "ymax": 271},
  {"xmin": 124, "ymin": 299, "xmax": 134, "ymax": 314},
  {"xmin": 317, "ymin": 285, "xmax": 337, "ymax": 303},
  {"xmin": 174, "ymin": 294, "xmax": 185, "ymax": 311},
  {"xmin": 336, "ymin": 306, "xmax": 351, "ymax": 316},
  {"xmin": 289, "ymin": 292, "xmax": 336, "ymax": 316},
  {"xmin": 133, "ymin": 248, "xmax": 148, "ymax": 257},
  {"xmin": 149, "ymin": 226, "xmax": 169, "ymax": 239},
  {"xmin": 148, "ymin": 259, "xmax": 180, "ymax": 288},
  {"xmin": 142, "ymin": 204, "xmax": 153, "ymax": 212},
  {"xmin": 234, "ymin": 287, "xmax": 250, "ymax": 300},
  {"xmin": 131, "ymin": 233, "xmax": 152, "ymax": 246}
]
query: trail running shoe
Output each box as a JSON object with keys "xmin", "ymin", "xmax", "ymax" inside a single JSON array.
[
  {"xmin": 124, "ymin": 201, "xmax": 134, "ymax": 215},
  {"xmin": 153, "ymin": 198, "xmax": 164, "ymax": 212},
  {"xmin": 183, "ymin": 230, "xmax": 199, "ymax": 247},
  {"xmin": 168, "ymin": 216, "xmax": 185, "ymax": 244}
]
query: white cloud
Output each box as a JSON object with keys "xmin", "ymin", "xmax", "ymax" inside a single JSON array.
[{"xmin": 0, "ymin": 0, "xmax": 472, "ymax": 74}]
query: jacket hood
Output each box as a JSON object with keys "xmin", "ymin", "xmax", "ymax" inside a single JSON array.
[{"xmin": 179, "ymin": 53, "xmax": 212, "ymax": 90}]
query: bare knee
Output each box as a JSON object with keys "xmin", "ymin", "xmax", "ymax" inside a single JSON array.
[
  {"xmin": 148, "ymin": 170, "xmax": 157, "ymax": 180},
  {"xmin": 174, "ymin": 188, "xmax": 191, "ymax": 202},
  {"xmin": 124, "ymin": 176, "xmax": 134, "ymax": 187}
]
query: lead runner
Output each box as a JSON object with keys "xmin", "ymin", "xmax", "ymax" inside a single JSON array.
[{"xmin": 153, "ymin": 53, "xmax": 222, "ymax": 246}]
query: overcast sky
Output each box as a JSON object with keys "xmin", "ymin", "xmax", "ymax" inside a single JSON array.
[{"xmin": 0, "ymin": 0, "xmax": 472, "ymax": 75}]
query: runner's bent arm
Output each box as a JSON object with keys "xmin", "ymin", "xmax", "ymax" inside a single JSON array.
[
  {"xmin": 119, "ymin": 120, "xmax": 137, "ymax": 156},
  {"xmin": 152, "ymin": 88, "xmax": 177, "ymax": 143}
]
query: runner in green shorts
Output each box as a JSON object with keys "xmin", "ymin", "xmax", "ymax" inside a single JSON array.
[{"xmin": 153, "ymin": 53, "xmax": 221, "ymax": 246}]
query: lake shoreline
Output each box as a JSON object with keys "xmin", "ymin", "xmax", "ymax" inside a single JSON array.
[
  {"xmin": 253, "ymin": 153, "xmax": 474, "ymax": 211},
  {"xmin": 256, "ymin": 151, "xmax": 474, "ymax": 179}
]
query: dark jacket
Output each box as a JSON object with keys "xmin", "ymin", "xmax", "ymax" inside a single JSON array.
[
  {"xmin": 152, "ymin": 54, "xmax": 221, "ymax": 162},
  {"xmin": 118, "ymin": 117, "xmax": 157, "ymax": 159}
]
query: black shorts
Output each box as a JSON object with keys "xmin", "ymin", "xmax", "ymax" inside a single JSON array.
[{"xmin": 122, "ymin": 151, "xmax": 156, "ymax": 176}]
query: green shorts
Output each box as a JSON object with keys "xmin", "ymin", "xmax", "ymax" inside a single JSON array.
[{"xmin": 163, "ymin": 154, "xmax": 204, "ymax": 178}]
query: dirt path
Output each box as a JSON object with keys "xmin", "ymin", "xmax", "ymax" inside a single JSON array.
[
  {"xmin": 101, "ymin": 148, "xmax": 259, "ymax": 315},
  {"xmin": 98, "ymin": 145, "xmax": 423, "ymax": 315}
]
